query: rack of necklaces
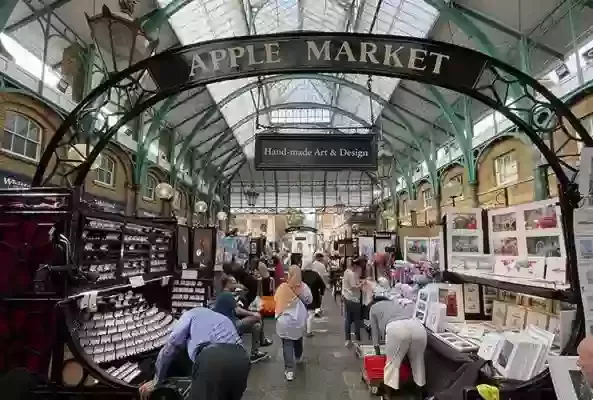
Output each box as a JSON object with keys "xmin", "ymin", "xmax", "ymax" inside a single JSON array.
[{"xmin": 0, "ymin": 187, "xmax": 180, "ymax": 399}]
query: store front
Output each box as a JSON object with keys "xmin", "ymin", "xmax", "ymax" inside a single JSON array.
[{"xmin": 0, "ymin": 170, "xmax": 36, "ymax": 189}]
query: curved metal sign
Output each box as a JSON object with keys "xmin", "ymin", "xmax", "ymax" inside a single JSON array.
[{"xmin": 148, "ymin": 34, "xmax": 487, "ymax": 92}]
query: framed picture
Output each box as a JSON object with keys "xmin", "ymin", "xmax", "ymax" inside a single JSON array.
[
  {"xmin": 463, "ymin": 283, "xmax": 481, "ymax": 314},
  {"xmin": 429, "ymin": 236, "xmax": 440, "ymax": 264},
  {"xmin": 450, "ymin": 235, "xmax": 480, "ymax": 253},
  {"xmin": 404, "ymin": 237, "xmax": 429, "ymax": 263},
  {"xmin": 549, "ymin": 356, "xmax": 593, "ymax": 400},
  {"xmin": 436, "ymin": 283, "xmax": 464, "ymax": 322},
  {"xmin": 433, "ymin": 331, "xmax": 479, "ymax": 352},
  {"xmin": 492, "ymin": 237, "xmax": 519, "ymax": 256}
]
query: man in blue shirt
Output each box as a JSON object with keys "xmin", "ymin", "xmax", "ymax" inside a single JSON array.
[
  {"xmin": 213, "ymin": 275, "xmax": 269, "ymax": 363},
  {"xmin": 138, "ymin": 307, "xmax": 250, "ymax": 400}
]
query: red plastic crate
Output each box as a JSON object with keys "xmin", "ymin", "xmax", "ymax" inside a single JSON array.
[{"xmin": 363, "ymin": 355, "xmax": 411, "ymax": 383}]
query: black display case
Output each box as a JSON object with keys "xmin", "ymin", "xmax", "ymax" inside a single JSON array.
[{"xmin": 0, "ymin": 188, "xmax": 180, "ymax": 399}]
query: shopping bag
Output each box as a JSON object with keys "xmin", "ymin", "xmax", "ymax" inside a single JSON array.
[{"xmin": 260, "ymin": 296, "xmax": 276, "ymax": 316}]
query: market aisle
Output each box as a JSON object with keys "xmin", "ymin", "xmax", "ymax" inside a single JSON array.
[{"xmin": 242, "ymin": 296, "xmax": 421, "ymax": 400}]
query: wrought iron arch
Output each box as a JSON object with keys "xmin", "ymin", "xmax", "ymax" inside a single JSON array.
[
  {"xmin": 32, "ymin": 34, "xmax": 592, "ymax": 351},
  {"xmin": 174, "ymin": 72, "xmax": 429, "ymax": 173}
]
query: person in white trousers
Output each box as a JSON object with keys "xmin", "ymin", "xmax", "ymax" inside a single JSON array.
[{"xmin": 384, "ymin": 318, "xmax": 427, "ymax": 398}]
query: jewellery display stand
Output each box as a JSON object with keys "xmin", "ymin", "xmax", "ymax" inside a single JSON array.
[{"xmin": 0, "ymin": 187, "xmax": 179, "ymax": 398}]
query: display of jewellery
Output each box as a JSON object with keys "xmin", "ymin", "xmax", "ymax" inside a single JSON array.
[
  {"xmin": 75, "ymin": 210, "xmax": 176, "ymax": 291},
  {"xmin": 171, "ymin": 269, "xmax": 212, "ymax": 315},
  {"xmin": 71, "ymin": 290, "xmax": 176, "ymax": 384}
]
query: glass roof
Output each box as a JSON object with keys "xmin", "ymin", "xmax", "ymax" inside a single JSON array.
[{"xmin": 157, "ymin": 0, "xmax": 439, "ymax": 159}]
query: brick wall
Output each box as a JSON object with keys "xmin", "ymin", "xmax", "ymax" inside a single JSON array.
[{"xmin": 0, "ymin": 92, "xmax": 195, "ymax": 218}]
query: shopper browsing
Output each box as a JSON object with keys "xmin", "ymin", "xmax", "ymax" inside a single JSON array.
[
  {"xmin": 368, "ymin": 286, "xmax": 427, "ymax": 398},
  {"xmin": 138, "ymin": 307, "xmax": 250, "ymax": 400},
  {"xmin": 578, "ymin": 336, "xmax": 593, "ymax": 384},
  {"xmin": 342, "ymin": 257, "xmax": 366, "ymax": 346},
  {"xmin": 275, "ymin": 265, "xmax": 313, "ymax": 381},
  {"xmin": 301, "ymin": 261, "xmax": 326, "ymax": 337},
  {"xmin": 213, "ymin": 275, "xmax": 269, "ymax": 363}
]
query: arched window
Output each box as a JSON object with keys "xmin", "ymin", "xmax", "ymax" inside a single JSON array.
[
  {"xmin": 2, "ymin": 111, "xmax": 42, "ymax": 160},
  {"xmin": 173, "ymin": 189, "xmax": 182, "ymax": 209},
  {"xmin": 143, "ymin": 175, "xmax": 156, "ymax": 200},
  {"xmin": 95, "ymin": 154, "xmax": 116, "ymax": 186}
]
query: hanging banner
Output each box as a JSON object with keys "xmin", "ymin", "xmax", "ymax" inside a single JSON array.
[
  {"xmin": 254, "ymin": 133, "xmax": 377, "ymax": 170},
  {"xmin": 148, "ymin": 33, "xmax": 488, "ymax": 93}
]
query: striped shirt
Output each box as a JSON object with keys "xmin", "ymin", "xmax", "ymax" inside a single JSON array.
[{"xmin": 154, "ymin": 307, "xmax": 242, "ymax": 383}]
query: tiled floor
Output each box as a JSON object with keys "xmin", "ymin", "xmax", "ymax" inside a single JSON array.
[{"xmin": 242, "ymin": 297, "xmax": 422, "ymax": 400}]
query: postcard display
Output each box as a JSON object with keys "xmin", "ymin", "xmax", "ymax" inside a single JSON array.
[
  {"xmin": 488, "ymin": 199, "xmax": 567, "ymax": 287},
  {"xmin": 0, "ymin": 187, "xmax": 184, "ymax": 399}
]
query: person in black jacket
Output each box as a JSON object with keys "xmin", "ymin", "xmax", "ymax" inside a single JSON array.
[{"xmin": 301, "ymin": 263, "xmax": 326, "ymax": 337}]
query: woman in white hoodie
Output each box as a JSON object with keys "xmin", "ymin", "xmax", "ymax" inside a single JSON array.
[{"xmin": 274, "ymin": 265, "xmax": 313, "ymax": 381}]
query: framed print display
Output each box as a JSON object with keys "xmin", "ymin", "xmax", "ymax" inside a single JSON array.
[
  {"xmin": 487, "ymin": 199, "xmax": 565, "ymax": 285},
  {"xmin": 482, "ymin": 286, "xmax": 497, "ymax": 316},
  {"xmin": 548, "ymin": 356, "xmax": 593, "ymax": 400},
  {"xmin": 358, "ymin": 236, "xmax": 374, "ymax": 261},
  {"xmin": 505, "ymin": 305, "xmax": 527, "ymax": 330},
  {"xmin": 375, "ymin": 233, "xmax": 397, "ymax": 253},
  {"xmin": 436, "ymin": 283, "xmax": 464, "ymax": 322},
  {"xmin": 429, "ymin": 236, "xmax": 440, "ymax": 264},
  {"xmin": 191, "ymin": 227, "xmax": 217, "ymax": 278},
  {"xmin": 404, "ymin": 237, "xmax": 429, "ymax": 263},
  {"xmin": 432, "ymin": 331, "xmax": 479, "ymax": 352},
  {"xmin": 491, "ymin": 301, "xmax": 508, "ymax": 327},
  {"xmin": 446, "ymin": 209, "xmax": 484, "ymax": 274},
  {"xmin": 463, "ymin": 283, "xmax": 481, "ymax": 314}
]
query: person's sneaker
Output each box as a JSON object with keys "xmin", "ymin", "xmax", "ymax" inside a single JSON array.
[
  {"xmin": 306, "ymin": 331, "xmax": 314, "ymax": 337},
  {"xmin": 345, "ymin": 340, "xmax": 352, "ymax": 347},
  {"xmin": 250, "ymin": 351, "xmax": 269, "ymax": 363},
  {"xmin": 296, "ymin": 356, "xmax": 304, "ymax": 364},
  {"xmin": 285, "ymin": 371, "xmax": 294, "ymax": 381},
  {"xmin": 261, "ymin": 337, "xmax": 273, "ymax": 347}
]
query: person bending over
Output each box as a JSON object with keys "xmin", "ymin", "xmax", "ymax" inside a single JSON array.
[
  {"xmin": 301, "ymin": 262, "xmax": 326, "ymax": 337},
  {"xmin": 275, "ymin": 266, "xmax": 313, "ymax": 381},
  {"xmin": 369, "ymin": 286, "xmax": 427, "ymax": 399},
  {"xmin": 138, "ymin": 307, "xmax": 250, "ymax": 400},
  {"xmin": 213, "ymin": 275, "xmax": 269, "ymax": 363}
]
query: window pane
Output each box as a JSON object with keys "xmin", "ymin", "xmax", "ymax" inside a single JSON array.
[
  {"xmin": 15, "ymin": 115, "xmax": 29, "ymax": 138},
  {"xmin": 12, "ymin": 135, "xmax": 25, "ymax": 155},
  {"xmin": 25, "ymin": 141, "xmax": 37, "ymax": 159},
  {"xmin": 4, "ymin": 113, "xmax": 16, "ymax": 132},
  {"xmin": 28, "ymin": 124, "xmax": 40, "ymax": 141},
  {"xmin": 2, "ymin": 131, "xmax": 12, "ymax": 150}
]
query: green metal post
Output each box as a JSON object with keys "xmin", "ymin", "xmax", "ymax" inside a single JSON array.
[
  {"xmin": 0, "ymin": 0, "xmax": 18, "ymax": 33},
  {"xmin": 519, "ymin": 36, "xmax": 550, "ymax": 201},
  {"xmin": 462, "ymin": 97, "xmax": 480, "ymax": 207}
]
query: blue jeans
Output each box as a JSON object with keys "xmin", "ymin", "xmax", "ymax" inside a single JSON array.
[
  {"xmin": 281, "ymin": 338, "xmax": 303, "ymax": 371},
  {"xmin": 344, "ymin": 299, "xmax": 362, "ymax": 341}
]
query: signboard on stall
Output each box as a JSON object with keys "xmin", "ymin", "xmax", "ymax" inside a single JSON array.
[
  {"xmin": 83, "ymin": 194, "xmax": 126, "ymax": 214},
  {"xmin": 254, "ymin": 134, "xmax": 377, "ymax": 170}
]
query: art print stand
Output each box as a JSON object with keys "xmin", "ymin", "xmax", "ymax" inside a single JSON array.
[
  {"xmin": 191, "ymin": 227, "xmax": 217, "ymax": 278},
  {"xmin": 488, "ymin": 199, "xmax": 566, "ymax": 286},
  {"xmin": 404, "ymin": 237, "xmax": 430, "ymax": 263}
]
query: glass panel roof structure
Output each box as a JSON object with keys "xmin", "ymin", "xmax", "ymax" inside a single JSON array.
[{"xmin": 156, "ymin": 0, "xmax": 439, "ymax": 159}]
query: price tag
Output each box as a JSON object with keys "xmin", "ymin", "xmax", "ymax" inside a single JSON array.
[
  {"xmin": 161, "ymin": 276, "xmax": 170, "ymax": 287},
  {"xmin": 181, "ymin": 263, "xmax": 187, "ymax": 270},
  {"xmin": 129, "ymin": 275, "xmax": 145, "ymax": 288}
]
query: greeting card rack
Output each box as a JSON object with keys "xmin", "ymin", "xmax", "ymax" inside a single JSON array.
[{"xmin": 0, "ymin": 187, "xmax": 181, "ymax": 399}]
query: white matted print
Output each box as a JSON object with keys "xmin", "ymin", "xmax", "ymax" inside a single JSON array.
[
  {"xmin": 358, "ymin": 236, "xmax": 375, "ymax": 261},
  {"xmin": 549, "ymin": 356, "xmax": 593, "ymax": 400},
  {"xmin": 578, "ymin": 147, "xmax": 593, "ymax": 207},
  {"xmin": 404, "ymin": 237, "xmax": 429, "ymax": 263},
  {"xmin": 436, "ymin": 283, "xmax": 465, "ymax": 322}
]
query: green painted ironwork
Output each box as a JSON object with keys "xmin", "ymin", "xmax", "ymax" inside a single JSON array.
[
  {"xmin": 138, "ymin": 0, "xmax": 194, "ymax": 36},
  {"xmin": 176, "ymin": 73, "xmax": 432, "ymax": 177},
  {"xmin": 0, "ymin": 0, "xmax": 19, "ymax": 34}
]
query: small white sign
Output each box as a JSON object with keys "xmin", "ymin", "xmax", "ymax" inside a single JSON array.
[{"xmin": 129, "ymin": 275, "xmax": 145, "ymax": 288}]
